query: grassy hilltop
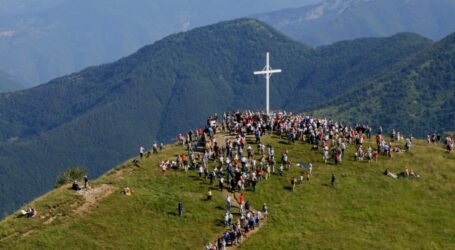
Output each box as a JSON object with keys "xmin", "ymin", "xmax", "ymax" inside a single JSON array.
[{"xmin": 1, "ymin": 130, "xmax": 454, "ymax": 249}]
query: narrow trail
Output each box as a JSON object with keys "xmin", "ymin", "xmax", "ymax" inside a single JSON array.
[
  {"xmin": 73, "ymin": 184, "xmax": 116, "ymax": 215},
  {"xmin": 226, "ymin": 220, "xmax": 267, "ymax": 250}
]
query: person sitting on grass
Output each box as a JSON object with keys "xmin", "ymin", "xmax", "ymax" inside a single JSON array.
[
  {"xmin": 20, "ymin": 207, "xmax": 37, "ymax": 218},
  {"xmin": 409, "ymin": 168, "xmax": 420, "ymax": 178},
  {"xmin": 404, "ymin": 166, "xmax": 410, "ymax": 177},
  {"xmin": 122, "ymin": 186, "xmax": 132, "ymax": 196},
  {"xmin": 383, "ymin": 169, "xmax": 397, "ymax": 179},
  {"xmin": 72, "ymin": 181, "xmax": 81, "ymax": 191}
]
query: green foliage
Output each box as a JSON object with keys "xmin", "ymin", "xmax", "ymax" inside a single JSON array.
[
  {"xmin": 55, "ymin": 166, "xmax": 87, "ymax": 187},
  {"xmin": 313, "ymin": 32, "xmax": 455, "ymax": 137}
]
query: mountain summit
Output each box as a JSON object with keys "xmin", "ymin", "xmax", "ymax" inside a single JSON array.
[{"xmin": 0, "ymin": 18, "xmax": 442, "ymax": 217}]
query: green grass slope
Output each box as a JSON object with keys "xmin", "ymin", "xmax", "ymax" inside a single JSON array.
[{"xmin": 1, "ymin": 131, "xmax": 454, "ymax": 249}]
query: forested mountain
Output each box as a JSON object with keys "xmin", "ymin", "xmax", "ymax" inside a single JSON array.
[
  {"xmin": 0, "ymin": 19, "xmax": 436, "ymax": 217},
  {"xmin": 0, "ymin": 70, "xmax": 22, "ymax": 93},
  {"xmin": 0, "ymin": 0, "xmax": 320, "ymax": 86},
  {"xmin": 255, "ymin": 0, "xmax": 455, "ymax": 46},
  {"xmin": 313, "ymin": 32, "xmax": 455, "ymax": 137}
]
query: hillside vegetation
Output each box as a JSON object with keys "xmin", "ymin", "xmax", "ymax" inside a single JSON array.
[
  {"xmin": 313, "ymin": 32, "xmax": 455, "ymax": 136},
  {"xmin": 0, "ymin": 128, "xmax": 454, "ymax": 249},
  {"xmin": 0, "ymin": 19, "xmax": 435, "ymax": 216}
]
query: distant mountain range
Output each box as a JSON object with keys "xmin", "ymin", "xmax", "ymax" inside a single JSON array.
[
  {"xmin": 3, "ymin": 0, "xmax": 455, "ymax": 89},
  {"xmin": 255, "ymin": 0, "xmax": 455, "ymax": 46},
  {"xmin": 2, "ymin": 19, "xmax": 454, "ymax": 217},
  {"xmin": 0, "ymin": 0, "xmax": 319, "ymax": 87},
  {"xmin": 0, "ymin": 70, "xmax": 22, "ymax": 92}
]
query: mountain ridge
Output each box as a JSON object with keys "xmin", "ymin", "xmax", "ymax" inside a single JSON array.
[
  {"xmin": 312, "ymin": 32, "xmax": 455, "ymax": 135},
  {"xmin": 255, "ymin": 0, "xmax": 455, "ymax": 46}
]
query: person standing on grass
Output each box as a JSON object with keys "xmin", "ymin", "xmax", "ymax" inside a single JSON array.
[
  {"xmin": 251, "ymin": 177, "xmax": 257, "ymax": 192},
  {"xmin": 178, "ymin": 201, "xmax": 183, "ymax": 217},
  {"xmin": 182, "ymin": 153, "xmax": 189, "ymax": 172},
  {"xmin": 207, "ymin": 189, "xmax": 212, "ymax": 201},
  {"xmin": 224, "ymin": 212, "xmax": 229, "ymax": 227},
  {"xmin": 308, "ymin": 163, "xmax": 313, "ymax": 175},
  {"xmin": 331, "ymin": 174, "xmax": 336, "ymax": 187},
  {"xmin": 226, "ymin": 195, "xmax": 232, "ymax": 212},
  {"xmin": 291, "ymin": 177, "xmax": 296, "ymax": 191},
  {"xmin": 262, "ymin": 203, "xmax": 268, "ymax": 220},
  {"xmin": 139, "ymin": 146, "xmax": 145, "ymax": 159},
  {"xmin": 83, "ymin": 175, "xmax": 89, "ymax": 189},
  {"xmin": 239, "ymin": 193, "xmax": 245, "ymax": 205},
  {"xmin": 199, "ymin": 165, "xmax": 204, "ymax": 178},
  {"xmin": 161, "ymin": 161, "xmax": 167, "ymax": 176},
  {"xmin": 219, "ymin": 176, "xmax": 224, "ymax": 191}
]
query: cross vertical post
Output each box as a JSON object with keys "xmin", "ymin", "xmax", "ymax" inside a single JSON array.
[{"xmin": 254, "ymin": 52, "xmax": 282, "ymax": 115}]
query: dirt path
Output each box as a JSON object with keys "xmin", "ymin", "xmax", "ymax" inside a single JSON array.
[
  {"xmin": 74, "ymin": 184, "xmax": 117, "ymax": 215},
  {"xmin": 226, "ymin": 220, "xmax": 266, "ymax": 250}
]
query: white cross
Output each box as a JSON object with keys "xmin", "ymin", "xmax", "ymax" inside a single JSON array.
[{"xmin": 254, "ymin": 52, "xmax": 282, "ymax": 115}]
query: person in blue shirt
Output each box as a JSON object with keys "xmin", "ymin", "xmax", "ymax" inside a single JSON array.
[{"xmin": 178, "ymin": 201, "xmax": 183, "ymax": 217}]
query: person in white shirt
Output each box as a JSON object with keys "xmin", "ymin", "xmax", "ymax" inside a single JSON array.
[{"xmin": 139, "ymin": 146, "xmax": 145, "ymax": 159}]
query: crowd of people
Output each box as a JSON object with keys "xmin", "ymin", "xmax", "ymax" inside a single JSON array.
[
  {"xmin": 16, "ymin": 107, "xmax": 446, "ymax": 250},
  {"xmin": 147, "ymin": 110, "xmax": 437, "ymax": 249}
]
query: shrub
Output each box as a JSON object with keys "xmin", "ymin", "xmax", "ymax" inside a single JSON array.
[{"xmin": 55, "ymin": 166, "xmax": 88, "ymax": 187}]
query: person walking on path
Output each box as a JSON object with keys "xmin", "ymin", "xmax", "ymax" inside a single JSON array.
[
  {"xmin": 178, "ymin": 201, "xmax": 183, "ymax": 217},
  {"xmin": 331, "ymin": 174, "xmax": 336, "ymax": 187}
]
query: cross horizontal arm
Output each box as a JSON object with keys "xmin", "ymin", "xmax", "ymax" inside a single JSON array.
[{"xmin": 254, "ymin": 69, "xmax": 282, "ymax": 75}]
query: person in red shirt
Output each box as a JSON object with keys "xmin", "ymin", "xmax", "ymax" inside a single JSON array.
[{"xmin": 239, "ymin": 193, "xmax": 245, "ymax": 205}]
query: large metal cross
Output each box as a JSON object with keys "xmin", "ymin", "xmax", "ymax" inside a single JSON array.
[{"xmin": 254, "ymin": 52, "xmax": 282, "ymax": 115}]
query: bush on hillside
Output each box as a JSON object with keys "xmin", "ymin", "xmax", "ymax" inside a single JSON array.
[{"xmin": 55, "ymin": 166, "xmax": 87, "ymax": 187}]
